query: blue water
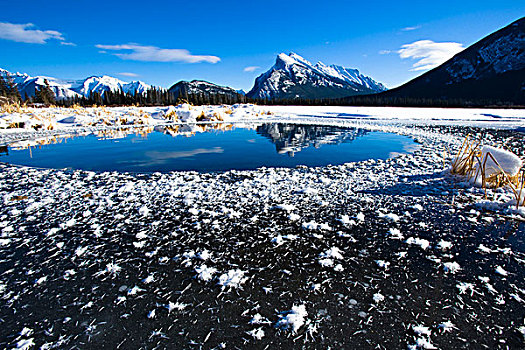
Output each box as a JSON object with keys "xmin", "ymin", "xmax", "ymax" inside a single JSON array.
[{"xmin": 0, "ymin": 124, "xmax": 417, "ymax": 172}]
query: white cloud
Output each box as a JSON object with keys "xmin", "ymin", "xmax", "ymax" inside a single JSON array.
[
  {"xmin": 118, "ymin": 72, "xmax": 139, "ymax": 77},
  {"xmin": 398, "ymin": 40, "xmax": 464, "ymax": 71},
  {"xmin": 95, "ymin": 43, "xmax": 220, "ymax": 64},
  {"xmin": 0, "ymin": 22, "xmax": 65, "ymax": 44},
  {"xmin": 401, "ymin": 25, "xmax": 421, "ymax": 31},
  {"xmin": 243, "ymin": 66, "xmax": 260, "ymax": 72},
  {"xmin": 378, "ymin": 50, "xmax": 392, "ymax": 55},
  {"xmin": 60, "ymin": 41, "xmax": 76, "ymax": 46}
]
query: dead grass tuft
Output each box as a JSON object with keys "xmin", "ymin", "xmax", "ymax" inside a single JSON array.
[
  {"xmin": 1, "ymin": 101, "xmax": 30, "ymax": 114},
  {"xmin": 165, "ymin": 110, "xmax": 178, "ymax": 120},
  {"xmin": 196, "ymin": 111, "xmax": 207, "ymax": 121},
  {"xmin": 451, "ymin": 135, "xmax": 525, "ymax": 208}
]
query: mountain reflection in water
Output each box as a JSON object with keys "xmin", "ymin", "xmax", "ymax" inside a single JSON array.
[
  {"xmin": 4, "ymin": 123, "xmax": 368, "ymax": 157},
  {"xmin": 256, "ymin": 124, "xmax": 369, "ymax": 157},
  {"xmin": 1, "ymin": 123, "xmax": 415, "ymax": 172}
]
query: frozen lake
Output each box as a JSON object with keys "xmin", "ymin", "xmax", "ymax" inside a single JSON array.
[
  {"xmin": 0, "ymin": 122, "xmax": 524, "ymax": 349},
  {"xmin": 0, "ymin": 123, "xmax": 416, "ymax": 172}
]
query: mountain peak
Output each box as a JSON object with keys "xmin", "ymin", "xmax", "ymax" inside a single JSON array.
[
  {"xmin": 247, "ymin": 53, "xmax": 387, "ymax": 100},
  {"xmin": 276, "ymin": 52, "xmax": 314, "ymax": 68},
  {"xmin": 276, "ymin": 53, "xmax": 298, "ymax": 66},
  {"xmin": 288, "ymin": 52, "xmax": 311, "ymax": 64}
]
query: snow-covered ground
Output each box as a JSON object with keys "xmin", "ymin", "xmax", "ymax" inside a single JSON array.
[
  {"xmin": 263, "ymin": 105, "xmax": 525, "ymax": 128},
  {"xmin": 1, "ymin": 104, "xmax": 524, "ymax": 148},
  {"xmin": 1, "ymin": 104, "xmax": 524, "ymax": 135},
  {"xmin": 0, "ymin": 105, "xmax": 524, "ymax": 348}
]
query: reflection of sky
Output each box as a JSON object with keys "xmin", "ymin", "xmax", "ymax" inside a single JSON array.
[
  {"xmin": 4, "ymin": 124, "xmax": 418, "ymax": 172},
  {"xmin": 402, "ymin": 141, "xmax": 421, "ymax": 153},
  {"xmin": 136, "ymin": 147, "xmax": 224, "ymax": 166},
  {"xmin": 389, "ymin": 138, "xmax": 420, "ymax": 159},
  {"xmin": 147, "ymin": 147, "xmax": 224, "ymax": 160}
]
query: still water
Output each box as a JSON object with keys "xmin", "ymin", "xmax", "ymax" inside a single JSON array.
[{"xmin": 0, "ymin": 123, "xmax": 417, "ymax": 172}]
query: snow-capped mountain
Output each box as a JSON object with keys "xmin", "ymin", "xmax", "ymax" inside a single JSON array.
[
  {"xmin": 381, "ymin": 17, "xmax": 525, "ymax": 103},
  {"xmin": 168, "ymin": 80, "xmax": 243, "ymax": 100},
  {"xmin": 0, "ymin": 68, "xmax": 81, "ymax": 100},
  {"xmin": 246, "ymin": 53, "xmax": 387, "ymax": 100},
  {"xmin": 72, "ymin": 76, "xmax": 151, "ymax": 97},
  {"xmin": 0, "ymin": 68, "xmax": 151, "ymax": 100}
]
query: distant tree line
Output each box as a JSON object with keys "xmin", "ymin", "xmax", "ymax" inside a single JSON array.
[
  {"xmin": 2, "ymin": 74, "xmax": 523, "ymax": 108},
  {"xmin": 55, "ymin": 87, "xmax": 177, "ymax": 107},
  {"xmin": 53, "ymin": 87, "xmax": 249, "ymax": 107},
  {"xmin": 252, "ymin": 95, "xmax": 525, "ymax": 108}
]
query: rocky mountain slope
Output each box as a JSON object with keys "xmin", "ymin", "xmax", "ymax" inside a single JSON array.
[
  {"xmin": 379, "ymin": 17, "xmax": 525, "ymax": 103},
  {"xmin": 168, "ymin": 80, "xmax": 243, "ymax": 101},
  {"xmin": 247, "ymin": 53, "xmax": 387, "ymax": 100}
]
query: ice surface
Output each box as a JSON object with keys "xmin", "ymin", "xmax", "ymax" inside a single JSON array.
[{"xmin": 0, "ymin": 106, "xmax": 524, "ymax": 348}]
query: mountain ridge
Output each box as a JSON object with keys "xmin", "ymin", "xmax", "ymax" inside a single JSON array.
[
  {"xmin": 247, "ymin": 53, "xmax": 387, "ymax": 100},
  {"xmin": 167, "ymin": 80, "xmax": 244, "ymax": 102},
  {"xmin": 0, "ymin": 68, "xmax": 152, "ymax": 100},
  {"xmin": 375, "ymin": 17, "xmax": 525, "ymax": 104}
]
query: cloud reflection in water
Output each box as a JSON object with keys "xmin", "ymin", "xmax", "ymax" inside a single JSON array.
[{"xmin": 135, "ymin": 147, "xmax": 224, "ymax": 167}]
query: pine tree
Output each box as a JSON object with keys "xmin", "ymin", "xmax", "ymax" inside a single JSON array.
[
  {"xmin": 34, "ymin": 79, "xmax": 56, "ymax": 105},
  {"xmin": 0, "ymin": 76, "xmax": 8, "ymax": 97},
  {"xmin": 5, "ymin": 76, "xmax": 21, "ymax": 101},
  {"xmin": 0, "ymin": 75, "xmax": 21, "ymax": 102}
]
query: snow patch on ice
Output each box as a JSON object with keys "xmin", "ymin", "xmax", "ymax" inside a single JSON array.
[
  {"xmin": 442, "ymin": 262, "xmax": 461, "ymax": 274},
  {"xmin": 218, "ymin": 269, "xmax": 247, "ymax": 290},
  {"xmin": 195, "ymin": 264, "xmax": 217, "ymax": 282},
  {"xmin": 406, "ymin": 237, "xmax": 430, "ymax": 250},
  {"xmin": 276, "ymin": 304, "xmax": 308, "ymax": 333}
]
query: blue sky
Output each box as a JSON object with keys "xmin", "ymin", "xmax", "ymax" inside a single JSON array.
[{"xmin": 0, "ymin": 0, "xmax": 523, "ymax": 90}]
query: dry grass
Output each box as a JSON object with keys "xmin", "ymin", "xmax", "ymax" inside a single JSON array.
[
  {"xmin": 212, "ymin": 112, "xmax": 224, "ymax": 121},
  {"xmin": 165, "ymin": 110, "xmax": 178, "ymax": 120},
  {"xmin": 196, "ymin": 111, "xmax": 207, "ymax": 122},
  {"xmin": 7, "ymin": 122, "xmax": 25, "ymax": 129},
  {"xmin": 451, "ymin": 135, "xmax": 525, "ymax": 208},
  {"xmin": 450, "ymin": 135, "xmax": 481, "ymax": 179},
  {"xmin": 1, "ymin": 101, "xmax": 31, "ymax": 114}
]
